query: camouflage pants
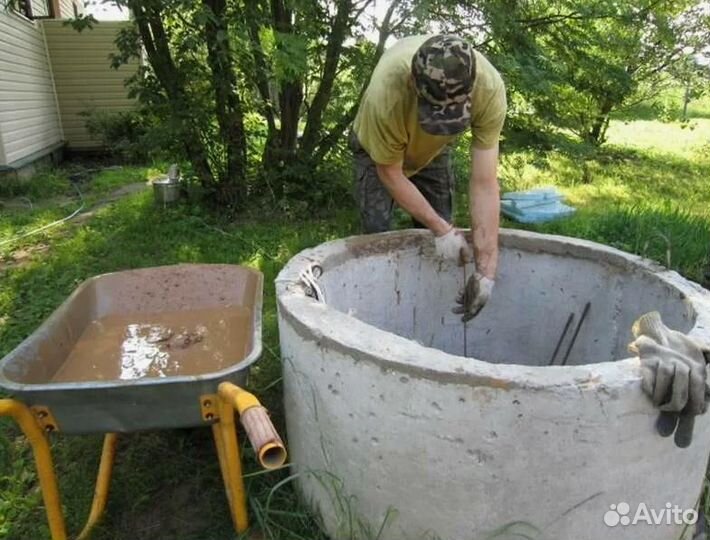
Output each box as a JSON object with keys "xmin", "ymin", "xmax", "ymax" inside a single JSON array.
[{"xmin": 350, "ymin": 133, "xmax": 454, "ymax": 234}]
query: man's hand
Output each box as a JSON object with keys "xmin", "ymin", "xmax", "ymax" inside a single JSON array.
[
  {"xmin": 434, "ymin": 227, "xmax": 474, "ymax": 264},
  {"xmin": 453, "ymin": 272, "xmax": 494, "ymax": 322},
  {"xmin": 628, "ymin": 311, "xmax": 710, "ymax": 448}
]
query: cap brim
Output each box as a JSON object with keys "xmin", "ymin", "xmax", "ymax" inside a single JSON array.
[{"xmin": 418, "ymin": 98, "xmax": 471, "ymax": 136}]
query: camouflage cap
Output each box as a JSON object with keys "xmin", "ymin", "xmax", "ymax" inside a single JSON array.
[{"xmin": 411, "ymin": 35, "xmax": 475, "ymax": 136}]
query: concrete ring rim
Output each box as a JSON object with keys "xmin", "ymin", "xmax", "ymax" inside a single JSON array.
[{"xmin": 276, "ymin": 229, "xmax": 710, "ymax": 392}]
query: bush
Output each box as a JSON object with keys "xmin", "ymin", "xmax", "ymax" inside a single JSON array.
[{"xmin": 81, "ymin": 109, "xmax": 168, "ymax": 164}]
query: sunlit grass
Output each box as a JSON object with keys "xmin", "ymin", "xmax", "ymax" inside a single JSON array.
[
  {"xmin": 468, "ymin": 107, "xmax": 710, "ymax": 284},
  {"xmin": 606, "ymin": 118, "xmax": 710, "ymax": 157}
]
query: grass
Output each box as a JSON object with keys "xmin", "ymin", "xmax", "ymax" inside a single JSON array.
[
  {"xmin": 452, "ymin": 113, "xmax": 710, "ymax": 284},
  {"xmin": 0, "ymin": 169, "xmax": 356, "ymax": 540},
  {"xmin": 1, "ymin": 99, "xmax": 709, "ymax": 540}
]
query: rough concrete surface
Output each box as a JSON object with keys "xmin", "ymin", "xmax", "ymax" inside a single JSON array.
[{"xmin": 276, "ymin": 229, "xmax": 710, "ymax": 540}]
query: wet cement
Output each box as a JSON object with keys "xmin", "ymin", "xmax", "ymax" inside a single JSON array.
[{"xmin": 51, "ymin": 306, "xmax": 252, "ymax": 382}]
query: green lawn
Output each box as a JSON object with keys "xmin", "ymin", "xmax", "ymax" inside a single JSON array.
[{"xmin": 0, "ymin": 104, "xmax": 709, "ymax": 539}]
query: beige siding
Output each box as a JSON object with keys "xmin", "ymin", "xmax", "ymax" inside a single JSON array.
[
  {"xmin": 42, "ymin": 20, "xmax": 138, "ymax": 150},
  {"xmin": 58, "ymin": 0, "xmax": 82, "ymax": 18},
  {"xmin": 0, "ymin": 8, "xmax": 62, "ymax": 166},
  {"xmin": 31, "ymin": 0, "xmax": 51, "ymax": 17}
]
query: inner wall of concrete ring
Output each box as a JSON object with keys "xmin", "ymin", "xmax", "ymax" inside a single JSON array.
[{"xmin": 276, "ymin": 229, "xmax": 710, "ymax": 540}]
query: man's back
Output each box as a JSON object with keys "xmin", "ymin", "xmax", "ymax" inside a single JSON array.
[{"xmin": 354, "ymin": 35, "xmax": 507, "ymax": 176}]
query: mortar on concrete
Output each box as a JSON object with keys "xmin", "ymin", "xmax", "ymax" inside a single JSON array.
[{"xmin": 276, "ymin": 229, "xmax": 710, "ymax": 540}]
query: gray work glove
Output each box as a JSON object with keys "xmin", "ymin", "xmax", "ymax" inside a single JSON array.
[
  {"xmin": 628, "ymin": 311, "xmax": 710, "ymax": 448},
  {"xmin": 434, "ymin": 227, "xmax": 474, "ymax": 264},
  {"xmin": 453, "ymin": 272, "xmax": 494, "ymax": 322}
]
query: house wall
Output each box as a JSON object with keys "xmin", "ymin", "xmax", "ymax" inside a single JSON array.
[
  {"xmin": 0, "ymin": 7, "xmax": 63, "ymax": 167},
  {"xmin": 30, "ymin": 0, "xmax": 51, "ymax": 17},
  {"xmin": 58, "ymin": 0, "xmax": 83, "ymax": 18},
  {"xmin": 0, "ymin": 123, "xmax": 6, "ymax": 165},
  {"xmin": 42, "ymin": 20, "xmax": 137, "ymax": 151}
]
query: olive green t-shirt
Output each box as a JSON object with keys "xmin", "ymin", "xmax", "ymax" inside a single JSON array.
[{"xmin": 353, "ymin": 35, "xmax": 507, "ymax": 176}]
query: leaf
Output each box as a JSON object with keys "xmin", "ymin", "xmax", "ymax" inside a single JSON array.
[{"xmin": 273, "ymin": 32, "xmax": 309, "ymax": 82}]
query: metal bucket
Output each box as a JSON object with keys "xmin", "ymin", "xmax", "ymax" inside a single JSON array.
[{"xmin": 153, "ymin": 177, "xmax": 181, "ymax": 205}]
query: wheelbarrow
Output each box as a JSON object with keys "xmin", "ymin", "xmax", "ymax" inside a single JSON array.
[{"xmin": 0, "ymin": 264, "xmax": 287, "ymax": 540}]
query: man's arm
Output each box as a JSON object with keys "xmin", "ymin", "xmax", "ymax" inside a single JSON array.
[
  {"xmin": 469, "ymin": 146, "xmax": 500, "ymax": 279},
  {"xmin": 376, "ymin": 161, "xmax": 451, "ymax": 236}
]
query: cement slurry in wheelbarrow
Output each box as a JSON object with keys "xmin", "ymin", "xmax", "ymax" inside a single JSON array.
[
  {"xmin": 0, "ymin": 264, "xmax": 263, "ymax": 434},
  {"xmin": 51, "ymin": 306, "xmax": 252, "ymax": 382},
  {"xmin": 276, "ymin": 229, "xmax": 710, "ymax": 540}
]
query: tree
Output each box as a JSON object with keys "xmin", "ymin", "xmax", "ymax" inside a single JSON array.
[
  {"xmin": 414, "ymin": 0, "xmax": 710, "ymax": 145},
  {"xmin": 97, "ymin": 0, "xmax": 709, "ymax": 203},
  {"xmin": 104, "ymin": 0, "xmax": 411, "ymax": 207},
  {"xmin": 671, "ymin": 54, "xmax": 710, "ymax": 121},
  {"xmin": 669, "ymin": 3, "xmax": 710, "ymax": 121},
  {"xmin": 514, "ymin": 0, "xmax": 710, "ymax": 144},
  {"xmin": 240, "ymin": 0, "xmax": 412, "ymax": 199},
  {"xmin": 104, "ymin": 0, "xmax": 246, "ymax": 208}
]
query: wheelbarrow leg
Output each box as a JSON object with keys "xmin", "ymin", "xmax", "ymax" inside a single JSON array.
[
  {"xmin": 213, "ymin": 394, "xmax": 250, "ymax": 533},
  {"xmin": 77, "ymin": 433, "xmax": 118, "ymax": 540},
  {"xmin": 0, "ymin": 399, "xmax": 67, "ymax": 540},
  {"xmin": 210, "ymin": 383, "xmax": 288, "ymax": 536}
]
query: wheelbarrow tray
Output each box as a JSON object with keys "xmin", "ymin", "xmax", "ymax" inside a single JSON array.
[{"xmin": 0, "ymin": 264, "xmax": 263, "ymax": 434}]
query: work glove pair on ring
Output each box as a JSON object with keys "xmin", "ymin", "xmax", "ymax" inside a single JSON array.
[
  {"xmin": 434, "ymin": 227, "xmax": 494, "ymax": 321},
  {"xmin": 628, "ymin": 311, "xmax": 710, "ymax": 448}
]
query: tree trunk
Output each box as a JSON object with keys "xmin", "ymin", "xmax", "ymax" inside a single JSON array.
[
  {"xmin": 128, "ymin": 1, "xmax": 216, "ymax": 189},
  {"xmin": 588, "ymin": 98, "xmax": 615, "ymax": 145},
  {"xmin": 298, "ymin": 0, "xmax": 353, "ymax": 156},
  {"xmin": 244, "ymin": 0, "xmax": 278, "ymax": 164},
  {"xmin": 268, "ymin": 0, "xmax": 303, "ymax": 192},
  {"xmin": 311, "ymin": 0, "xmax": 401, "ymax": 163},
  {"xmin": 278, "ymin": 82, "xmax": 303, "ymax": 157},
  {"xmin": 203, "ymin": 0, "xmax": 247, "ymax": 208},
  {"xmin": 682, "ymin": 80, "xmax": 691, "ymax": 122}
]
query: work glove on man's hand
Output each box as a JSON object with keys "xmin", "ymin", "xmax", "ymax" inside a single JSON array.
[
  {"xmin": 453, "ymin": 272, "xmax": 494, "ymax": 322},
  {"xmin": 434, "ymin": 227, "xmax": 473, "ymax": 265},
  {"xmin": 628, "ymin": 311, "xmax": 710, "ymax": 448}
]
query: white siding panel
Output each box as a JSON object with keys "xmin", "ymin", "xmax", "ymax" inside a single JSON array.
[
  {"xmin": 5, "ymin": 129, "xmax": 61, "ymax": 155},
  {"xmin": 3, "ymin": 113, "xmax": 59, "ymax": 132},
  {"xmin": 58, "ymin": 0, "xmax": 78, "ymax": 18},
  {"xmin": 0, "ymin": 10, "xmax": 62, "ymax": 166},
  {"xmin": 0, "ymin": 105, "xmax": 57, "ymax": 122},
  {"xmin": 0, "ymin": 37, "xmax": 50, "ymax": 64},
  {"xmin": 0, "ymin": 21, "xmax": 46, "ymax": 44},
  {"xmin": 0, "ymin": 90, "xmax": 57, "ymax": 103},
  {"xmin": 0, "ymin": 58, "xmax": 56, "ymax": 78},
  {"xmin": 30, "ymin": 0, "xmax": 51, "ymax": 17},
  {"xmin": 0, "ymin": 75, "xmax": 56, "ymax": 89}
]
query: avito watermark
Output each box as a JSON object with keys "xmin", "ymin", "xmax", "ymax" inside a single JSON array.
[{"xmin": 604, "ymin": 502, "xmax": 698, "ymax": 527}]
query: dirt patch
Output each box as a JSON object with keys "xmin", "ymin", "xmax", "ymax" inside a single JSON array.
[
  {"xmin": 0, "ymin": 197, "xmax": 37, "ymax": 211},
  {"xmin": 0, "ymin": 243, "xmax": 50, "ymax": 272},
  {"xmin": 72, "ymin": 182, "xmax": 150, "ymax": 225},
  {"xmin": 101, "ymin": 182, "xmax": 151, "ymax": 202},
  {"xmin": 116, "ymin": 481, "xmax": 208, "ymax": 540}
]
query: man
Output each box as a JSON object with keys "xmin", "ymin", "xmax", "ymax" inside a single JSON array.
[{"xmin": 351, "ymin": 34, "xmax": 505, "ymax": 321}]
